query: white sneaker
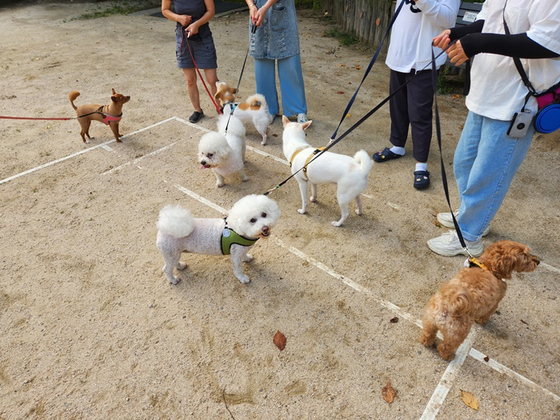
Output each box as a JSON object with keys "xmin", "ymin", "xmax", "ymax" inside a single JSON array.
[
  {"xmin": 297, "ymin": 113, "xmax": 308, "ymax": 123},
  {"xmin": 427, "ymin": 230, "xmax": 484, "ymax": 257},
  {"xmin": 437, "ymin": 211, "xmax": 490, "ymax": 237}
]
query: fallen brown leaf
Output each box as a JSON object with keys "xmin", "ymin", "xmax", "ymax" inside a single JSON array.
[
  {"xmin": 355, "ymin": 65, "xmax": 361, "ymax": 70},
  {"xmin": 337, "ymin": 91, "xmax": 345, "ymax": 95},
  {"xmin": 376, "ymin": 17, "xmax": 381, "ymax": 26},
  {"xmin": 273, "ymin": 330, "xmax": 286, "ymax": 351},
  {"xmin": 460, "ymin": 390, "xmax": 479, "ymax": 410},
  {"xmin": 390, "ymin": 317, "xmax": 399, "ymax": 323},
  {"xmin": 382, "ymin": 381, "xmax": 396, "ymax": 404}
]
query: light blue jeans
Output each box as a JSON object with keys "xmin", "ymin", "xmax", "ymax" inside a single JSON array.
[
  {"xmin": 254, "ymin": 54, "xmax": 307, "ymax": 117},
  {"xmin": 454, "ymin": 111, "xmax": 534, "ymax": 241}
]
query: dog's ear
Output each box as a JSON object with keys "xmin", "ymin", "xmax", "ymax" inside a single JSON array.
[
  {"xmin": 111, "ymin": 88, "xmax": 116, "ymax": 95},
  {"xmin": 232, "ymin": 88, "xmax": 238, "ymax": 95},
  {"xmin": 302, "ymin": 120, "xmax": 312, "ymax": 130},
  {"xmin": 282, "ymin": 115, "xmax": 290, "ymax": 127}
]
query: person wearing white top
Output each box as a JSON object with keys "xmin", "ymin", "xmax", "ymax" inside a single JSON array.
[
  {"xmin": 373, "ymin": 0, "xmax": 460, "ymax": 190},
  {"xmin": 428, "ymin": 0, "xmax": 560, "ymax": 257}
]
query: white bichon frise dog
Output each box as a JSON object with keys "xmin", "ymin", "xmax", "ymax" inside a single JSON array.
[
  {"xmin": 214, "ymin": 81, "xmax": 273, "ymax": 146},
  {"xmin": 156, "ymin": 194, "xmax": 281, "ymax": 284},
  {"xmin": 282, "ymin": 116, "xmax": 373, "ymax": 227},
  {"xmin": 198, "ymin": 115, "xmax": 247, "ymax": 187}
]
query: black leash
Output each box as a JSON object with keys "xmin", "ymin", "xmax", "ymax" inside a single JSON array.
[
  {"xmin": 328, "ymin": 0, "xmax": 406, "ymax": 143},
  {"xmin": 431, "ymin": 47, "xmax": 478, "ymax": 260},
  {"xmin": 224, "ymin": 24, "xmax": 258, "ymax": 133},
  {"xmin": 263, "ymin": 46, "xmax": 450, "ymax": 196}
]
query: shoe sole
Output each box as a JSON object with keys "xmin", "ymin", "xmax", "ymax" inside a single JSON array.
[{"xmin": 427, "ymin": 241, "xmax": 484, "ymax": 257}]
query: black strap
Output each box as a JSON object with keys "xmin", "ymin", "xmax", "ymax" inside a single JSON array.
[
  {"xmin": 502, "ymin": 2, "xmax": 538, "ymax": 97},
  {"xmin": 329, "ymin": 0, "xmax": 406, "ymax": 142},
  {"xmin": 431, "ymin": 48, "xmax": 473, "ymax": 254}
]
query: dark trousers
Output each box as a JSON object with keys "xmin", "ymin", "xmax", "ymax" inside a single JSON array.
[{"xmin": 389, "ymin": 69, "xmax": 436, "ymax": 163}]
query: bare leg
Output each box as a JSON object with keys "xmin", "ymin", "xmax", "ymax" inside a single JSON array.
[{"xmin": 183, "ymin": 68, "xmax": 201, "ymax": 112}]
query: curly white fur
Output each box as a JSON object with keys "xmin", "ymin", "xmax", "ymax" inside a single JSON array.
[
  {"xmin": 281, "ymin": 116, "xmax": 374, "ymax": 227},
  {"xmin": 156, "ymin": 194, "xmax": 281, "ymax": 284},
  {"xmin": 215, "ymin": 81, "xmax": 273, "ymax": 145},
  {"xmin": 198, "ymin": 115, "xmax": 248, "ymax": 188}
]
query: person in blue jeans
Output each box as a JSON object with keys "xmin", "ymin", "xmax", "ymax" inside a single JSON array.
[
  {"xmin": 428, "ymin": 0, "xmax": 560, "ymax": 257},
  {"xmin": 245, "ymin": 0, "xmax": 308, "ymax": 123}
]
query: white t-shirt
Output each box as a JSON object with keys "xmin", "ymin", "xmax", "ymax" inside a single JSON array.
[
  {"xmin": 386, "ymin": 0, "xmax": 460, "ymax": 72},
  {"xmin": 466, "ymin": 0, "xmax": 560, "ymax": 121}
]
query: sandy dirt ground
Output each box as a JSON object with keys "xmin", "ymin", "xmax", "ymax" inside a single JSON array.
[{"xmin": 0, "ymin": 1, "xmax": 559, "ymax": 419}]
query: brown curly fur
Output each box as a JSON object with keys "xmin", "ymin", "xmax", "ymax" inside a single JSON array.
[{"xmin": 419, "ymin": 240, "xmax": 540, "ymax": 361}]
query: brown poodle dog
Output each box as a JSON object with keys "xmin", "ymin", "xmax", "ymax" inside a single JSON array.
[{"xmin": 419, "ymin": 240, "xmax": 540, "ymax": 361}]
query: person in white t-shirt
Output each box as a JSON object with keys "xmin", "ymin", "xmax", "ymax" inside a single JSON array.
[
  {"xmin": 428, "ymin": 0, "xmax": 560, "ymax": 257},
  {"xmin": 373, "ymin": 0, "xmax": 460, "ymax": 190}
]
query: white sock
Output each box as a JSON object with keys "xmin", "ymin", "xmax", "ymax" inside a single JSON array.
[
  {"xmin": 390, "ymin": 146, "xmax": 405, "ymax": 156},
  {"xmin": 415, "ymin": 162, "xmax": 428, "ymax": 172}
]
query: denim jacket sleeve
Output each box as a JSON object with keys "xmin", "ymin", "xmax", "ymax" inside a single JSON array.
[{"xmin": 249, "ymin": 0, "xmax": 300, "ymax": 59}]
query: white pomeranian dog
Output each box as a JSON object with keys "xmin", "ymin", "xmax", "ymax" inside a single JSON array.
[
  {"xmin": 214, "ymin": 81, "xmax": 273, "ymax": 145},
  {"xmin": 198, "ymin": 114, "xmax": 247, "ymax": 187},
  {"xmin": 281, "ymin": 116, "xmax": 373, "ymax": 227},
  {"xmin": 156, "ymin": 194, "xmax": 281, "ymax": 284}
]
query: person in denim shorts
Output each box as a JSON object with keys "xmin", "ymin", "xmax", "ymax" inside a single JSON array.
[{"xmin": 162, "ymin": 0, "xmax": 218, "ymax": 123}]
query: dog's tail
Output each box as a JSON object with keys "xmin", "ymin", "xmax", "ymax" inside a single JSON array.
[
  {"xmin": 353, "ymin": 150, "xmax": 374, "ymax": 175},
  {"xmin": 246, "ymin": 93, "xmax": 268, "ymax": 110},
  {"xmin": 443, "ymin": 284, "xmax": 473, "ymax": 318},
  {"xmin": 69, "ymin": 91, "xmax": 80, "ymax": 110},
  {"xmin": 156, "ymin": 205, "xmax": 195, "ymax": 238}
]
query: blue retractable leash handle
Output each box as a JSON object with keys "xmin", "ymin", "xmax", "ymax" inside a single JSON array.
[{"xmin": 329, "ymin": 0, "xmax": 406, "ymax": 143}]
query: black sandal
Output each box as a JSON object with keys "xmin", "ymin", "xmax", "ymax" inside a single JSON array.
[
  {"xmin": 372, "ymin": 147, "xmax": 404, "ymax": 163},
  {"xmin": 413, "ymin": 170, "xmax": 430, "ymax": 190},
  {"xmin": 189, "ymin": 110, "xmax": 204, "ymax": 123}
]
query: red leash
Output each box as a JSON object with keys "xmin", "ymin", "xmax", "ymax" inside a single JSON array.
[
  {"xmin": 0, "ymin": 116, "xmax": 74, "ymax": 120},
  {"xmin": 182, "ymin": 30, "xmax": 223, "ymax": 115}
]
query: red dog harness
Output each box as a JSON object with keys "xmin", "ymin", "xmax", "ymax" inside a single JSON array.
[{"xmin": 78, "ymin": 106, "xmax": 122, "ymax": 125}]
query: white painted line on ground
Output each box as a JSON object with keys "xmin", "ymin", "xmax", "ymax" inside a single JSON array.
[
  {"xmin": 173, "ymin": 184, "xmax": 227, "ymax": 214},
  {"xmin": 247, "ymin": 145, "xmax": 290, "ymax": 166},
  {"xmin": 469, "ymin": 348, "xmax": 560, "ymax": 402},
  {"xmin": 540, "ymin": 262, "xmax": 560, "ymax": 274},
  {"xmin": 172, "ymin": 116, "xmax": 212, "ymax": 132},
  {"xmin": 101, "ymin": 140, "xmax": 183, "ymax": 175},
  {"xmin": 169, "ymin": 181, "xmax": 559, "ymax": 413},
  {"xmin": 420, "ymin": 331, "xmax": 476, "ymax": 420},
  {"xmin": 0, "ymin": 117, "xmax": 177, "ymax": 185}
]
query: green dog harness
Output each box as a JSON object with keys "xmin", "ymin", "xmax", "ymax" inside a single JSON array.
[{"xmin": 221, "ymin": 227, "xmax": 258, "ymax": 255}]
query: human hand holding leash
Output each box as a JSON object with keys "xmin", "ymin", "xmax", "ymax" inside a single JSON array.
[
  {"xmin": 176, "ymin": 14, "xmax": 192, "ymax": 27},
  {"xmin": 433, "ymin": 29, "xmax": 468, "ymax": 66}
]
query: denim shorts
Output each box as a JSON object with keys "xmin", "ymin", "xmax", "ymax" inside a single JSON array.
[{"xmin": 175, "ymin": 28, "xmax": 217, "ymax": 69}]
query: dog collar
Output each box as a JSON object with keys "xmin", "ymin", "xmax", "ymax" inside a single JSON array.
[
  {"xmin": 221, "ymin": 219, "xmax": 258, "ymax": 255},
  {"xmin": 468, "ymin": 257, "xmax": 488, "ymax": 271},
  {"xmin": 224, "ymin": 102, "xmax": 238, "ymax": 113}
]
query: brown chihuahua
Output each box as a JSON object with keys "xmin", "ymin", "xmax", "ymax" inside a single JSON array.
[{"xmin": 69, "ymin": 88, "xmax": 130, "ymax": 143}]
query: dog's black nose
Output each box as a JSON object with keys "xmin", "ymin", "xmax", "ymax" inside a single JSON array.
[{"xmin": 201, "ymin": 160, "xmax": 206, "ymax": 165}]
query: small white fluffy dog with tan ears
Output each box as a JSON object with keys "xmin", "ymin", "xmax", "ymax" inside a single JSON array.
[
  {"xmin": 156, "ymin": 194, "xmax": 281, "ymax": 285},
  {"xmin": 214, "ymin": 81, "xmax": 273, "ymax": 145},
  {"xmin": 198, "ymin": 114, "xmax": 247, "ymax": 187},
  {"xmin": 282, "ymin": 116, "xmax": 374, "ymax": 227}
]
